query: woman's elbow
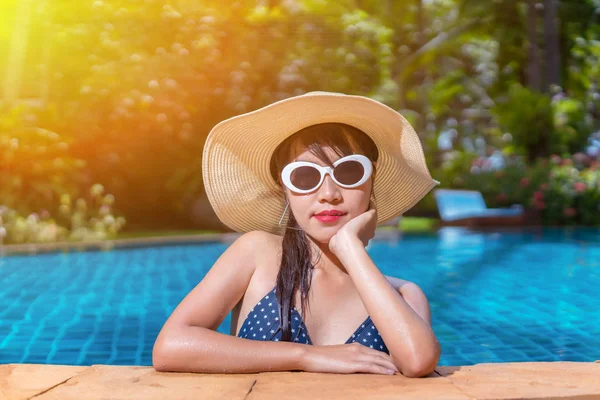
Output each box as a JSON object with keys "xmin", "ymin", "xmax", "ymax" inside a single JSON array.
[
  {"xmin": 152, "ymin": 339, "xmax": 169, "ymax": 372},
  {"xmin": 152, "ymin": 333, "xmax": 179, "ymax": 372},
  {"xmin": 401, "ymin": 361, "xmax": 437, "ymax": 378},
  {"xmin": 401, "ymin": 343, "xmax": 442, "ymax": 378}
]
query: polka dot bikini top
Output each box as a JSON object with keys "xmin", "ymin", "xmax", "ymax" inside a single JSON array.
[{"xmin": 236, "ymin": 285, "xmax": 390, "ymax": 354}]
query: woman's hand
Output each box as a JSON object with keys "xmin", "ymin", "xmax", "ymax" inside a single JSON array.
[
  {"xmin": 300, "ymin": 342, "xmax": 399, "ymax": 375},
  {"xmin": 329, "ymin": 209, "xmax": 377, "ymax": 256}
]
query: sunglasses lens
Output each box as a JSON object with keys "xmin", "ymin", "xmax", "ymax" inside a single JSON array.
[
  {"xmin": 333, "ymin": 160, "xmax": 365, "ymax": 185},
  {"xmin": 290, "ymin": 166, "xmax": 321, "ymax": 191}
]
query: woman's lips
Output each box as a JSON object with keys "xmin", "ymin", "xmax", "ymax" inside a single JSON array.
[
  {"xmin": 314, "ymin": 215, "xmax": 343, "ymax": 222},
  {"xmin": 313, "ymin": 210, "xmax": 347, "ymax": 223}
]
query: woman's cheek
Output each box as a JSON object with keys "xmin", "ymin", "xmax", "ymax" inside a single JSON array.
[{"xmin": 289, "ymin": 198, "xmax": 310, "ymax": 225}]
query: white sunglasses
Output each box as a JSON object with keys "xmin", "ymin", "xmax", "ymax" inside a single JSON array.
[{"xmin": 281, "ymin": 154, "xmax": 373, "ymax": 194}]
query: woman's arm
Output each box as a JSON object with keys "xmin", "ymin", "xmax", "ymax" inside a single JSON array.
[
  {"xmin": 340, "ymin": 244, "xmax": 441, "ymax": 377},
  {"xmin": 152, "ymin": 231, "xmax": 307, "ymax": 373},
  {"xmin": 330, "ymin": 211, "xmax": 441, "ymax": 378},
  {"xmin": 153, "ymin": 325, "xmax": 307, "ymax": 373}
]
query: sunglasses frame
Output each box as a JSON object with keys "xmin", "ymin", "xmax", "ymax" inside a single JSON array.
[{"xmin": 281, "ymin": 154, "xmax": 373, "ymax": 194}]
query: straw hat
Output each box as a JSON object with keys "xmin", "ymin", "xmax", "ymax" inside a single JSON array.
[{"xmin": 202, "ymin": 91, "xmax": 439, "ymax": 233}]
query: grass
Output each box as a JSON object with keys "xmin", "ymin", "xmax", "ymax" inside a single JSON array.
[
  {"xmin": 399, "ymin": 217, "xmax": 437, "ymax": 232},
  {"xmin": 115, "ymin": 217, "xmax": 438, "ymax": 240},
  {"xmin": 377, "ymin": 217, "xmax": 437, "ymax": 233}
]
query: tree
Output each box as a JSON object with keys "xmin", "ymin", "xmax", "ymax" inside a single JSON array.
[
  {"xmin": 526, "ymin": 0, "xmax": 543, "ymax": 92},
  {"xmin": 543, "ymin": 0, "xmax": 561, "ymax": 89}
]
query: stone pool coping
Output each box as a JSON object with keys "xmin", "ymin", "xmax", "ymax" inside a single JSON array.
[{"xmin": 2, "ymin": 362, "xmax": 599, "ymax": 400}]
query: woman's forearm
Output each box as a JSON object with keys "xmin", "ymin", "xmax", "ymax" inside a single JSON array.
[
  {"xmin": 153, "ymin": 325, "xmax": 308, "ymax": 374},
  {"xmin": 339, "ymin": 241, "xmax": 440, "ymax": 377}
]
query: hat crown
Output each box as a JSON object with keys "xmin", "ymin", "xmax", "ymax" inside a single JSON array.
[{"xmin": 303, "ymin": 91, "xmax": 345, "ymax": 97}]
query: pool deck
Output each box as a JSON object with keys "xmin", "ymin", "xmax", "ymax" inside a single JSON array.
[{"xmin": 2, "ymin": 362, "xmax": 599, "ymax": 400}]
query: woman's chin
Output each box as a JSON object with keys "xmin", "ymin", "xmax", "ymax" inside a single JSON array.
[
  {"xmin": 313, "ymin": 235, "xmax": 334, "ymax": 245},
  {"xmin": 304, "ymin": 226, "xmax": 339, "ymax": 245}
]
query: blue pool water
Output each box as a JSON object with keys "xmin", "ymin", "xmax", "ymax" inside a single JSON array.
[{"xmin": 0, "ymin": 227, "xmax": 598, "ymax": 367}]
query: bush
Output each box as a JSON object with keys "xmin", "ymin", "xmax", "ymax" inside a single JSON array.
[
  {"xmin": 0, "ymin": 104, "xmax": 87, "ymax": 217},
  {"xmin": 0, "ymin": 208, "xmax": 68, "ymax": 244},
  {"xmin": 456, "ymin": 153, "xmax": 600, "ymax": 226},
  {"xmin": 0, "ymin": 184, "xmax": 126, "ymax": 245},
  {"xmin": 537, "ymin": 159, "xmax": 600, "ymax": 225},
  {"xmin": 492, "ymin": 85, "xmax": 596, "ymax": 161}
]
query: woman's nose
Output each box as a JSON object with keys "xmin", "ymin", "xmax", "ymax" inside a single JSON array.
[{"xmin": 317, "ymin": 175, "xmax": 341, "ymax": 203}]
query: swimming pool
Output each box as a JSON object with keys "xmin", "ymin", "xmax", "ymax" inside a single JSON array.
[{"xmin": 0, "ymin": 227, "xmax": 598, "ymax": 366}]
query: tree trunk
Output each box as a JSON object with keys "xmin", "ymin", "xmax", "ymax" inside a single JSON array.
[
  {"xmin": 543, "ymin": 0, "xmax": 561, "ymax": 91},
  {"xmin": 416, "ymin": 0, "xmax": 425, "ymax": 48},
  {"xmin": 526, "ymin": 0, "xmax": 542, "ymax": 92},
  {"xmin": 412, "ymin": 0, "xmax": 427, "ymax": 135}
]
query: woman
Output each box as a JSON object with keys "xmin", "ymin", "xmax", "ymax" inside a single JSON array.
[{"xmin": 153, "ymin": 91, "xmax": 441, "ymax": 377}]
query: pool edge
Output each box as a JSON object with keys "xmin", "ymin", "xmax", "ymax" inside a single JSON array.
[
  {"xmin": 0, "ymin": 233, "xmax": 243, "ymax": 256},
  {"xmin": 1, "ymin": 361, "xmax": 599, "ymax": 399}
]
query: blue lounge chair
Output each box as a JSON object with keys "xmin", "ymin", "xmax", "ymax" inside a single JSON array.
[{"xmin": 433, "ymin": 189, "xmax": 525, "ymax": 226}]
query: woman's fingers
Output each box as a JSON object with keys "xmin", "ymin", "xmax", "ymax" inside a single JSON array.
[
  {"xmin": 353, "ymin": 362, "xmax": 396, "ymax": 375},
  {"xmin": 353, "ymin": 344, "xmax": 398, "ymax": 373},
  {"xmin": 306, "ymin": 343, "xmax": 399, "ymax": 375},
  {"xmin": 355, "ymin": 353, "xmax": 398, "ymax": 373},
  {"xmin": 374, "ymin": 351, "xmax": 397, "ymax": 366}
]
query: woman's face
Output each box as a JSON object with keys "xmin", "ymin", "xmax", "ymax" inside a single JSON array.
[{"xmin": 284, "ymin": 144, "xmax": 373, "ymax": 244}]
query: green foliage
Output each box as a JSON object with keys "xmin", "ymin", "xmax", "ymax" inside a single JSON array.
[
  {"xmin": 552, "ymin": 95, "xmax": 593, "ymax": 154},
  {"xmin": 493, "ymin": 84, "xmax": 555, "ymax": 160},
  {"xmin": 452, "ymin": 154, "xmax": 600, "ymax": 226},
  {"xmin": 539, "ymin": 161, "xmax": 600, "ymax": 225},
  {"xmin": 0, "ymin": 104, "xmax": 86, "ymax": 215},
  {"xmin": 428, "ymin": 71, "xmax": 467, "ymax": 117},
  {"xmin": 433, "ymin": 150, "xmax": 479, "ymax": 188},
  {"xmin": 0, "ymin": 184, "xmax": 126, "ymax": 244},
  {"xmin": 1, "ymin": 0, "xmax": 599, "ymax": 237},
  {"xmin": 493, "ymin": 84, "xmax": 597, "ymax": 160},
  {"xmin": 0, "ymin": 207, "xmax": 68, "ymax": 244},
  {"xmin": 26, "ymin": 0, "xmax": 394, "ymax": 227}
]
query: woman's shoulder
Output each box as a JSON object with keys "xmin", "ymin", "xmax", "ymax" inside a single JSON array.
[
  {"xmin": 385, "ymin": 275, "xmax": 431, "ymax": 324},
  {"xmin": 228, "ymin": 231, "xmax": 283, "ymax": 324},
  {"xmin": 227, "ymin": 231, "xmax": 283, "ymax": 265},
  {"xmin": 385, "ymin": 275, "xmax": 415, "ymax": 291},
  {"xmin": 233, "ymin": 230, "xmax": 283, "ymax": 250},
  {"xmin": 385, "ymin": 275, "xmax": 426, "ymax": 297}
]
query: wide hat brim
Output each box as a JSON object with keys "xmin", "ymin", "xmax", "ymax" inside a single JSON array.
[{"xmin": 202, "ymin": 91, "xmax": 439, "ymax": 234}]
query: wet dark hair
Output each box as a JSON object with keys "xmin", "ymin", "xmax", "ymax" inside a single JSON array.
[{"xmin": 269, "ymin": 122, "xmax": 378, "ymax": 342}]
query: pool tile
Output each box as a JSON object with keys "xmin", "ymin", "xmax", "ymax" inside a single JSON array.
[{"xmin": 1, "ymin": 231, "xmax": 599, "ymax": 365}]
